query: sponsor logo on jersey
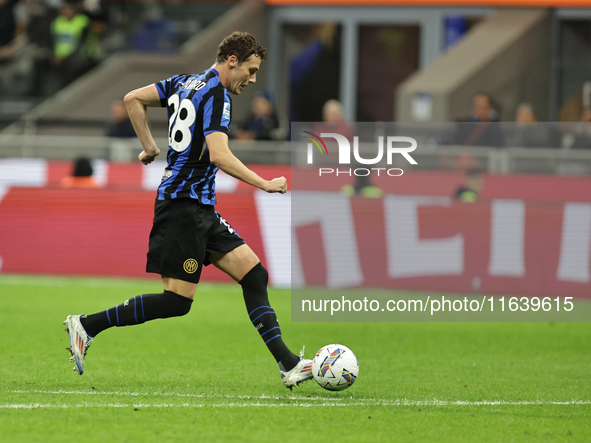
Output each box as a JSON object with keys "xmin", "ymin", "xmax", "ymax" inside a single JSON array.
[
  {"xmin": 222, "ymin": 102, "xmax": 231, "ymax": 120},
  {"xmin": 162, "ymin": 168, "xmax": 173, "ymax": 180}
]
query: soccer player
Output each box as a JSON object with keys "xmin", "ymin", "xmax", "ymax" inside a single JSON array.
[{"xmin": 63, "ymin": 32, "xmax": 313, "ymax": 389}]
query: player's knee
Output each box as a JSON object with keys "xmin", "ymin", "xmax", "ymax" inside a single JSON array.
[
  {"xmin": 163, "ymin": 290, "xmax": 193, "ymax": 316},
  {"xmin": 239, "ymin": 262, "xmax": 268, "ymax": 291},
  {"xmin": 256, "ymin": 264, "xmax": 269, "ymax": 286}
]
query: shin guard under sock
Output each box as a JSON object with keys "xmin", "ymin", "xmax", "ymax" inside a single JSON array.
[
  {"xmin": 240, "ymin": 263, "xmax": 299, "ymax": 371},
  {"xmin": 80, "ymin": 290, "xmax": 192, "ymax": 337}
]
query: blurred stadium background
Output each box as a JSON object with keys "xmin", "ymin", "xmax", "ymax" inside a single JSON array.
[{"xmin": 1, "ymin": 0, "xmax": 591, "ymax": 298}]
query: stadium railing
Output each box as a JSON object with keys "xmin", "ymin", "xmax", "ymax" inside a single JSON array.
[{"xmin": 2, "ymin": 134, "xmax": 591, "ymax": 174}]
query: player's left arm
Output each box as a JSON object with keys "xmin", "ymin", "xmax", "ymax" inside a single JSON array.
[
  {"xmin": 124, "ymin": 84, "xmax": 162, "ymax": 165},
  {"xmin": 206, "ymin": 131, "xmax": 287, "ymax": 194}
]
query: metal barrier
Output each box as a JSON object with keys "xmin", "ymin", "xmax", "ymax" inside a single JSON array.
[
  {"xmin": 2, "ymin": 133, "xmax": 591, "ymax": 174},
  {"xmin": 0, "ymin": 134, "xmax": 292, "ymax": 165}
]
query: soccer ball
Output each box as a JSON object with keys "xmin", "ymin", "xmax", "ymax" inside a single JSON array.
[{"xmin": 311, "ymin": 344, "xmax": 359, "ymax": 391}]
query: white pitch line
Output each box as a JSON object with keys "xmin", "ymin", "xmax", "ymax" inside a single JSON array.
[
  {"xmin": 9, "ymin": 389, "xmax": 347, "ymax": 402},
  {"xmin": 1, "ymin": 403, "xmax": 379, "ymax": 409},
  {"xmin": 1, "ymin": 404, "xmax": 203, "ymax": 409},
  {"xmin": 2, "ymin": 400, "xmax": 591, "ymax": 409},
  {"xmin": 5, "ymin": 390, "xmax": 591, "ymax": 407}
]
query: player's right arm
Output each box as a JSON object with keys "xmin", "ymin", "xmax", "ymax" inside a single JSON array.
[
  {"xmin": 206, "ymin": 131, "xmax": 287, "ymax": 194},
  {"xmin": 124, "ymin": 85, "xmax": 161, "ymax": 165},
  {"xmin": 202, "ymin": 83, "xmax": 286, "ymax": 194}
]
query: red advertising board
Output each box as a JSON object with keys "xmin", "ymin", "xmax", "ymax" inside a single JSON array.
[
  {"xmin": 295, "ymin": 196, "xmax": 590, "ymax": 298},
  {"xmin": 0, "ymin": 188, "xmax": 266, "ymax": 283},
  {"xmin": 1, "ymin": 159, "xmax": 591, "ymax": 298}
]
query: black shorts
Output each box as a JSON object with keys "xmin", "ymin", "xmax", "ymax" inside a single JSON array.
[{"xmin": 146, "ymin": 198, "xmax": 245, "ymax": 283}]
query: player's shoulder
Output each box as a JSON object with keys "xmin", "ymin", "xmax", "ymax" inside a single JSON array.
[{"xmin": 175, "ymin": 70, "xmax": 224, "ymax": 94}]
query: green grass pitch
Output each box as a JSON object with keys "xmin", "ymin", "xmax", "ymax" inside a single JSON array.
[{"xmin": 0, "ymin": 274, "xmax": 590, "ymax": 442}]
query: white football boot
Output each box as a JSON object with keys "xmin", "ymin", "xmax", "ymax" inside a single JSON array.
[
  {"xmin": 280, "ymin": 347, "xmax": 313, "ymax": 390},
  {"xmin": 63, "ymin": 315, "xmax": 93, "ymax": 375}
]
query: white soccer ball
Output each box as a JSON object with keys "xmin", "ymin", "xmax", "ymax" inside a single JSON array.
[{"xmin": 311, "ymin": 344, "xmax": 359, "ymax": 391}]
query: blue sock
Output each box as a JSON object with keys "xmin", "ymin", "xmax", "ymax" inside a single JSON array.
[
  {"xmin": 240, "ymin": 263, "xmax": 299, "ymax": 371},
  {"xmin": 80, "ymin": 290, "xmax": 192, "ymax": 337}
]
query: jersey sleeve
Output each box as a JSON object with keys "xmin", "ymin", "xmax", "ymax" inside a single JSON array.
[
  {"xmin": 203, "ymin": 87, "xmax": 231, "ymax": 136},
  {"xmin": 154, "ymin": 76, "xmax": 177, "ymax": 107}
]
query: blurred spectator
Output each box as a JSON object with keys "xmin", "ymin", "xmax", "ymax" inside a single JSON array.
[
  {"xmin": 235, "ymin": 92, "xmax": 280, "ymax": 141},
  {"xmin": 341, "ymin": 174, "xmax": 384, "ymax": 199},
  {"xmin": 313, "ymin": 99, "xmax": 382, "ymax": 198},
  {"xmin": 508, "ymin": 103, "xmax": 562, "ymax": 148},
  {"xmin": 61, "ymin": 157, "xmax": 99, "ymax": 188},
  {"xmin": 515, "ymin": 102, "xmax": 536, "ymax": 124},
  {"xmin": 570, "ymin": 109, "xmax": 591, "ymax": 150},
  {"xmin": 455, "ymin": 92, "xmax": 504, "ymax": 147},
  {"xmin": 107, "ymin": 99, "xmax": 136, "ymax": 161},
  {"xmin": 289, "ymin": 23, "xmax": 340, "ymax": 123},
  {"xmin": 26, "ymin": 0, "xmax": 57, "ymax": 96},
  {"xmin": 106, "ymin": 99, "xmax": 135, "ymax": 138},
  {"xmin": 130, "ymin": 0, "xmax": 175, "ymax": 53},
  {"xmin": 81, "ymin": 0, "xmax": 106, "ymax": 66},
  {"xmin": 312, "ymin": 99, "xmax": 355, "ymax": 140},
  {"xmin": 472, "ymin": 92, "xmax": 499, "ymax": 123},
  {"xmin": 454, "ymin": 168, "xmax": 485, "ymax": 202},
  {"xmin": 0, "ymin": 0, "xmax": 20, "ymax": 60},
  {"xmin": 50, "ymin": 0, "xmax": 94, "ymax": 88}
]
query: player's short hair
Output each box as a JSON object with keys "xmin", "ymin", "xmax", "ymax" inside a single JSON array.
[{"xmin": 216, "ymin": 32, "xmax": 267, "ymax": 64}]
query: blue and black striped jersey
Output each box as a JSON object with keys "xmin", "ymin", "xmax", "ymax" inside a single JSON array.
[{"xmin": 154, "ymin": 68, "xmax": 232, "ymax": 205}]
